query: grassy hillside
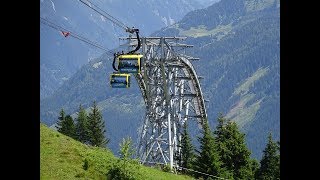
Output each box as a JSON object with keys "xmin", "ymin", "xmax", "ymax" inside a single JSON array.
[{"xmin": 40, "ymin": 124, "xmax": 192, "ymax": 179}]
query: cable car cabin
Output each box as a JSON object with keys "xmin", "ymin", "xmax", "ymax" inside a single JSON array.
[
  {"xmin": 110, "ymin": 73, "xmax": 130, "ymax": 88},
  {"xmin": 117, "ymin": 54, "xmax": 143, "ymax": 73}
]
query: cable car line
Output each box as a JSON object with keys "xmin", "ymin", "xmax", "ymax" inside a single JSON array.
[
  {"xmin": 42, "ymin": 1, "xmax": 143, "ymax": 88},
  {"xmin": 77, "ymin": 0, "xmax": 142, "ymax": 56},
  {"xmin": 40, "ymin": 17, "xmax": 112, "ymax": 54},
  {"xmin": 78, "ymin": 0, "xmax": 129, "ymax": 32},
  {"xmin": 41, "ymin": 17, "xmax": 109, "ymax": 52},
  {"xmin": 77, "ymin": 0, "xmax": 143, "ymax": 88}
]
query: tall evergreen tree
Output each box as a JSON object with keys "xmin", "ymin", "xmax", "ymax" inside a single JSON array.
[
  {"xmin": 214, "ymin": 114, "xmax": 253, "ymax": 179},
  {"xmin": 256, "ymin": 133, "xmax": 280, "ymax": 180},
  {"xmin": 195, "ymin": 119, "xmax": 231, "ymax": 179},
  {"xmin": 56, "ymin": 108, "xmax": 66, "ymax": 134},
  {"xmin": 250, "ymin": 159, "xmax": 260, "ymax": 179},
  {"xmin": 56, "ymin": 109, "xmax": 76, "ymax": 138},
  {"xmin": 180, "ymin": 121, "xmax": 195, "ymax": 174},
  {"xmin": 215, "ymin": 113, "xmax": 226, "ymax": 143},
  {"xmin": 64, "ymin": 115, "xmax": 76, "ymax": 139},
  {"xmin": 75, "ymin": 104, "xmax": 89, "ymax": 143},
  {"xmin": 87, "ymin": 101, "xmax": 109, "ymax": 147}
]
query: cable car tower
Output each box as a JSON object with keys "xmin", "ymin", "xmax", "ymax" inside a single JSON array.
[
  {"xmin": 119, "ymin": 36, "xmax": 207, "ymax": 170},
  {"xmin": 77, "ymin": 0, "xmax": 208, "ymax": 171}
]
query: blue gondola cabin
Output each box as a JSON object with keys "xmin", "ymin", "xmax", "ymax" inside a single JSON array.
[
  {"xmin": 110, "ymin": 73, "xmax": 130, "ymax": 88},
  {"xmin": 117, "ymin": 54, "xmax": 142, "ymax": 73}
]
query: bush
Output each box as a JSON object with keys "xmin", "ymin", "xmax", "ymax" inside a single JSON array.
[
  {"xmin": 162, "ymin": 164, "xmax": 172, "ymax": 172},
  {"xmin": 107, "ymin": 161, "xmax": 140, "ymax": 180},
  {"xmin": 83, "ymin": 158, "xmax": 89, "ymax": 170},
  {"xmin": 107, "ymin": 137, "xmax": 141, "ymax": 179},
  {"xmin": 75, "ymin": 172, "xmax": 85, "ymax": 178}
]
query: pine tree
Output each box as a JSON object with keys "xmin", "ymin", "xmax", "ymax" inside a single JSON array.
[
  {"xmin": 118, "ymin": 137, "xmax": 135, "ymax": 176},
  {"xmin": 75, "ymin": 104, "xmax": 89, "ymax": 143},
  {"xmin": 215, "ymin": 113, "xmax": 226, "ymax": 143},
  {"xmin": 56, "ymin": 108, "xmax": 66, "ymax": 134},
  {"xmin": 276, "ymin": 141, "xmax": 280, "ymax": 179},
  {"xmin": 119, "ymin": 137, "xmax": 135, "ymax": 160},
  {"xmin": 250, "ymin": 159, "xmax": 260, "ymax": 179},
  {"xmin": 56, "ymin": 108, "xmax": 76, "ymax": 138},
  {"xmin": 180, "ymin": 121, "xmax": 195, "ymax": 174},
  {"xmin": 107, "ymin": 137, "xmax": 141, "ymax": 179},
  {"xmin": 256, "ymin": 133, "xmax": 280, "ymax": 180},
  {"xmin": 87, "ymin": 101, "xmax": 109, "ymax": 147},
  {"xmin": 214, "ymin": 114, "xmax": 253, "ymax": 179},
  {"xmin": 64, "ymin": 115, "xmax": 76, "ymax": 139},
  {"xmin": 194, "ymin": 119, "xmax": 231, "ymax": 179}
]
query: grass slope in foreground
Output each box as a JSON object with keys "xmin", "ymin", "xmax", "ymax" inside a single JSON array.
[{"xmin": 40, "ymin": 124, "xmax": 192, "ymax": 179}]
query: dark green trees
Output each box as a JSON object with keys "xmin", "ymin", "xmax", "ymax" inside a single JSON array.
[
  {"xmin": 56, "ymin": 101, "xmax": 109, "ymax": 148},
  {"xmin": 75, "ymin": 104, "xmax": 89, "ymax": 143},
  {"xmin": 180, "ymin": 121, "xmax": 195, "ymax": 174},
  {"xmin": 56, "ymin": 108, "xmax": 66, "ymax": 133},
  {"xmin": 64, "ymin": 115, "xmax": 76, "ymax": 139},
  {"xmin": 256, "ymin": 133, "xmax": 280, "ymax": 180},
  {"xmin": 75, "ymin": 102, "xmax": 109, "ymax": 147},
  {"xmin": 194, "ymin": 119, "xmax": 230, "ymax": 179},
  {"xmin": 87, "ymin": 101, "xmax": 109, "ymax": 147},
  {"xmin": 56, "ymin": 109, "xmax": 76, "ymax": 138},
  {"xmin": 214, "ymin": 114, "xmax": 254, "ymax": 179}
]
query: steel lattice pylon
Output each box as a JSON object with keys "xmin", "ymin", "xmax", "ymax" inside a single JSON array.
[{"xmin": 120, "ymin": 36, "xmax": 207, "ymax": 170}]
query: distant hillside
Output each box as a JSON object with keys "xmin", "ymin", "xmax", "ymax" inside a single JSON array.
[
  {"xmin": 153, "ymin": 0, "xmax": 280, "ymax": 159},
  {"xmin": 197, "ymin": 0, "xmax": 222, "ymax": 7},
  {"xmin": 40, "ymin": 123, "xmax": 192, "ymax": 179},
  {"xmin": 41, "ymin": 0, "xmax": 280, "ymax": 159}
]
